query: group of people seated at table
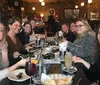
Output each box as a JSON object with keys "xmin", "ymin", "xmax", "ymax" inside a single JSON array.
[
  {"xmin": 0, "ymin": 16, "xmax": 46, "ymax": 81},
  {"xmin": 0, "ymin": 16, "xmax": 100, "ymax": 85}
]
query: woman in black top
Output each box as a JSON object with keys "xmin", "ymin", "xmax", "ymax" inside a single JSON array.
[{"xmin": 18, "ymin": 21, "xmax": 32, "ymax": 45}]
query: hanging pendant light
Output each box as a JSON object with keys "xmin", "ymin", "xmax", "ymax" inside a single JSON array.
[
  {"xmin": 41, "ymin": 2, "xmax": 45, "ymax": 6},
  {"xmin": 39, "ymin": 0, "xmax": 43, "ymax": 2}
]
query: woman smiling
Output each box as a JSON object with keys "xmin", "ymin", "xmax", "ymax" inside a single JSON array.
[{"xmin": 66, "ymin": 18, "xmax": 96, "ymax": 64}]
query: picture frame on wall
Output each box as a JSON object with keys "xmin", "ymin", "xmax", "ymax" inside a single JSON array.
[
  {"xmin": 64, "ymin": 9, "xmax": 79, "ymax": 19},
  {"xmin": 14, "ymin": 1, "xmax": 19, "ymax": 6}
]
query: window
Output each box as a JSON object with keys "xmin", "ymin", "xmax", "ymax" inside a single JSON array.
[{"xmin": 64, "ymin": 9, "xmax": 79, "ymax": 19}]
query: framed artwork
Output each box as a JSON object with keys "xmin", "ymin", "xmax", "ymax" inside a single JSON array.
[
  {"xmin": 64, "ymin": 9, "xmax": 79, "ymax": 19},
  {"xmin": 90, "ymin": 12, "xmax": 99, "ymax": 20},
  {"xmin": 14, "ymin": 1, "xmax": 19, "ymax": 6}
]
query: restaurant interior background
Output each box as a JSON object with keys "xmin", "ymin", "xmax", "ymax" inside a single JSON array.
[{"xmin": 0, "ymin": 0, "xmax": 100, "ymax": 30}]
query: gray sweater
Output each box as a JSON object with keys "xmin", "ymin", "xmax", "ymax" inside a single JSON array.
[{"xmin": 67, "ymin": 34, "xmax": 96, "ymax": 64}]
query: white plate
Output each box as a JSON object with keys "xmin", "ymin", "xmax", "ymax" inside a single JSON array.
[
  {"xmin": 63, "ymin": 66, "xmax": 77, "ymax": 74},
  {"xmin": 8, "ymin": 69, "xmax": 30, "ymax": 82},
  {"xmin": 43, "ymin": 58, "xmax": 55, "ymax": 62},
  {"xmin": 33, "ymin": 45, "xmax": 41, "ymax": 48}
]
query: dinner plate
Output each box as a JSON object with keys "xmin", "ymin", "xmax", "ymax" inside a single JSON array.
[
  {"xmin": 63, "ymin": 66, "xmax": 77, "ymax": 74},
  {"xmin": 42, "ymin": 52, "xmax": 55, "ymax": 62},
  {"xmin": 33, "ymin": 45, "xmax": 41, "ymax": 48},
  {"xmin": 43, "ymin": 58, "xmax": 55, "ymax": 62},
  {"xmin": 8, "ymin": 69, "xmax": 30, "ymax": 82}
]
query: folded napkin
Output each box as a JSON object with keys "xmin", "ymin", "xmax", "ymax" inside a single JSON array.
[
  {"xmin": 41, "ymin": 73, "xmax": 51, "ymax": 84},
  {"xmin": 59, "ymin": 41, "xmax": 67, "ymax": 51},
  {"xmin": 58, "ymin": 31, "xmax": 63, "ymax": 36}
]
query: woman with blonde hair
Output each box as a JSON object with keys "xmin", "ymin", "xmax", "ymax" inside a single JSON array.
[
  {"xmin": 77, "ymin": 18, "xmax": 95, "ymax": 36},
  {"xmin": 66, "ymin": 18, "xmax": 96, "ymax": 64},
  {"xmin": 73, "ymin": 27, "xmax": 100, "ymax": 84}
]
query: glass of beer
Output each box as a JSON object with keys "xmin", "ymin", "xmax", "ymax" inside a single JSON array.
[{"xmin": 65, "ymin": 52, "xmax": 72, "ymax": 72}]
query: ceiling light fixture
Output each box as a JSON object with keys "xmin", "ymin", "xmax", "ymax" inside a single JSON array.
[
  {"xmin": 41, "ymin": 2, "xmax": 45, "ymax": 6},
  {"xmin": 40, "ymin": 13, "xmax": 44, "ymax": 17},
  {"xmin": 39, "ymin": 0, "xmax": 43, "ymax": 2},
  {"xmin": 88, "ymin": 0, "xmax": 92, "ymax": 4},
  {"xmin": 81, "ymin": 2, "xmax": 85, "ymax": 6},
  {"xmin": 32, "ymin": 7, "xmax": 35, "ymax": 10},
  {"xmin": 75, "ymin": 5, "xmax": 78, "ymax": 9}
]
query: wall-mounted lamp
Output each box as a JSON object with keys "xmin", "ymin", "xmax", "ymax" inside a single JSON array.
[
  {"xmin": 21, "ymin": 7, "xmax": 24, "ymax": 11},
  {"xmin": 40, "ymin": 13, "xmax": 44, "ymax": 17}
]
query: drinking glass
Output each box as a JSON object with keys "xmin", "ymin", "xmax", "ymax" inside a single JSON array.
[
  {"xmin": 65, "ymin": 52, "xmax": 72, "ymax": 72},
  {"xmin": 35, "ymin": 34, "xmax": 39, "ymax": 39},
  {"xmin": 32, "ymin": 50, "xmax": 46, "ymax": 84},
  {"xmin": 36, "ymin": 39, "xmax": 40, "ymax": 46},
  {"xmin": 25, "ymin": 58, "xmax": 36, "ymax": 85},
  {"xmin": 35, "ymin": 34, "xmax": 40, "ymax": 46}
]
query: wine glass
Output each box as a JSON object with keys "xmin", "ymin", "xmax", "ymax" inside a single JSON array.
[
  {"xmin": 65, "ymin": 52, "xmax": 72, "ymax": 72},
  {"xmin": 25, "ymin": 58, "xmax": 36, "ymax": 85},
  {"xmin": 35, "ymin": 34, "xmax": 39, "ymax": 39},
  {"xmin": 32, "ymin": 50, "xmax": 46, "ymax": 84}
]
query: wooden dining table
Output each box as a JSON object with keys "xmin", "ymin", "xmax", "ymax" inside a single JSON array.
[
  {"xmin": 0, "ymin": 63, "xmax": 91, "ymax": 85},
  {"xmin": 0, "ymin": 41, "xmax": 91, "ymax": 85}
]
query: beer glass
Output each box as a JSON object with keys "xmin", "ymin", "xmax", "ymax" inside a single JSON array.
[{"xmin": 65, "ymin": 52, "xmax": 72, "ymax": 72}]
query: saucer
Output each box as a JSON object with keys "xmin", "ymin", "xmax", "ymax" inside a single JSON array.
[{"xmin": 63, "ymin": 66, "xmax": 77, "ymax": 74}]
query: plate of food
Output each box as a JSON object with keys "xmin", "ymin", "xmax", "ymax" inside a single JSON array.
[
  {"xmin": 42, "ymin": 53, "xmax": 55, "ymax": 61},
  {"xmin": 8, "ymin": 69, "xmax": 30, "ymax": 82},
  {"xmin": 63, "ymin": 66, "xmax": 77, "ymax": 74},
  {"xmin": 44, "ymin": 74, "xmax": 72, "ymax": 85}
]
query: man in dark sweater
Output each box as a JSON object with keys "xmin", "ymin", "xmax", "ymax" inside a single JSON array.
[{"xmin": 61, "ymin": 23, "xmax": 76, "ymax": 42}]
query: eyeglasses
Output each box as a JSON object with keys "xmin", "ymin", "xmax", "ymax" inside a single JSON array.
[{"xmin": 76, "ymin": 25, "xmax": 84, "ymax": 28}]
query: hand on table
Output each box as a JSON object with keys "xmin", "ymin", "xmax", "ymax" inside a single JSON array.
[
  {"xmin": 72, "ymin": 56, "xmax": 83, "ymax": 63},
  {"xmin": 73, "ymin": 56, "xmax": 90, "ymax": 69}
]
